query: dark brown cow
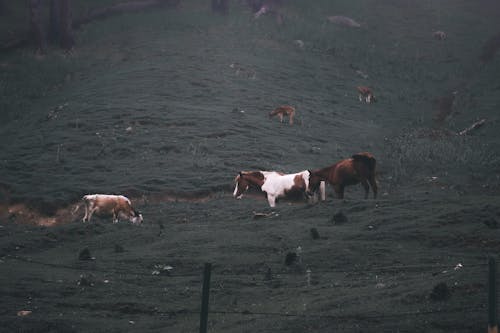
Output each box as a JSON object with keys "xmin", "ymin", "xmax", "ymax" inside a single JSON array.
[{"xmin": 308, "ymin": 152, "xmax": 378, "ymax": 200}]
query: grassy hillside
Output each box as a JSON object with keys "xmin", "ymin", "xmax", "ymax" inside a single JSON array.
[{"xmin": 1, "ymin": 0, "xmax": 500, "ymax": 332}]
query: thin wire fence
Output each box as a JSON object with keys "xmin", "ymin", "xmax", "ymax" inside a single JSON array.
[{"xmin": 6, "ymin": 254, "xmax": 492, "ymax": 327}]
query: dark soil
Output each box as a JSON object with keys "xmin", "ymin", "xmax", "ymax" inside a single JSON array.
[{"xmin": 1, "ymin": 0, "xmax": 500, "ymax": 332}]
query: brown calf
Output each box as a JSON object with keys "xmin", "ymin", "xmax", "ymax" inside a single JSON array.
[
  {"xmin": 269, "ymin": 105, "xmax": 295, "ymax": 125},
  {"xmin": 357, "ymin": 86, "xmax": 376, "ymax": 104}
]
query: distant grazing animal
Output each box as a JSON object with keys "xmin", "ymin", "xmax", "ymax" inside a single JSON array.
[
  {"xmin": 269, "ymin": 105, "xmax": 295, "ymax": 125},
  {"xmin": 357, "ymin": 86, "xmax": 376, "ymax": 103},
  {"xmin": 251, "ymin": 0, "xmax": 284, "ymax": 23},
  {"xmin": 307, "ymin": 152, "xmax": 378, "ymax": 200},
  {"xmin": 80, "ymin": 194, "xmax": 143, "ymax": 224},
  {"xmin": 327, "ymin": 15, "xmax": 361, "ymax": 28},
  {"xmin": 433, "ymin": 30, "xmax": 447, "ymax": 40},
  {"xmin": 233, "ymin": 170, "xmax": 324, "ymax": 207}
]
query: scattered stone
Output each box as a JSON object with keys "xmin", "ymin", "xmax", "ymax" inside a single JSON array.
[
  {"xmin": 253, "ymin": 211, "xmax": 277, "ymax": 219},
  {"xmin": 327, "ymin": 15, "xmax": 361, "ymax": 28},
  {"xmin": 285, "ymin": 252, "xmax": 298, "ymax": 266},
  {"xmin": 114, "ymin": 244, "xmax": 125, "ymax": 253},
  {"xmin": 152, "ymin": 264, "xmax": 174, "ymax": 276},
  {"xmin": 17, "ymin": 310, "xmax": 32, "ymax": 317},
  {"xmin": 263, "ymin": 267, "xmax": 281, "ymax": 288},
  {"xmin": 433, "ymin": 30, "xmax": 447, "ymax": 40},
  {"xmin": 331, "ymin": 211, "xmax": 348, "ymax": 225},
  {"xmin": 78, "ymin": 247, "xmax": 94, "ymax": 261},
  {"xmin": 293, "ymin": 39, "xmax": 304, "ymax": 48},
  {"xmin": 483, "ymin": 218, "xmax": 499, "ymax": 229},
  {"xmin": 310, "ymin": 228, "xmax": 320, "ymax": 240},
  {"xmin": 355, "ymin": 69, "xmax": 369, "ymax": 79},
  {"xmin": 264, "ymin": 267, "xmax": 272, "ymax": 281},
  {"xmin": 77, "ymin": 274, "xmax": 95, "ymax": 287},
  {"xmin": 430, "ymin": 282, "xmax": 451, "ymax": 301}
]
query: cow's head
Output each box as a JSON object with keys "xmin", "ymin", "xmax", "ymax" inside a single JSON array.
[
  {"xmin": 233, "ymin": 172, "xmax": 250, "ymax": 199},
  {"xmin": 306, "ymin": 170, "xmax": 323, "ymax": 197},
  {"xmin": 131, "ymin": 209, "xmax": 143, "ymax": 224}
]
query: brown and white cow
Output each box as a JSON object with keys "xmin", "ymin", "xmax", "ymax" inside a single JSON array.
[
  {"xmin": 81, "ymin": 194, "xmax": 143, "ymax": 224},
  {"xmin": 233, "ymin": 170, "xmax": 324, "ymax": 207}
]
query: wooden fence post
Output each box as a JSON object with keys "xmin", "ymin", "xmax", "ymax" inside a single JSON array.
[
  {"xmin": 200, "ymin": 263, "xmax": 212, "ymax": 333},
  {"xmin": 489, "ymin": 257, "xmax": 498, "ymax": 333}
]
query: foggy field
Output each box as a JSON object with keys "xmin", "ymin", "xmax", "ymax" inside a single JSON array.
[{"xmin": 1, "ymin": 0, "xmax": 500, "ymax": 332}]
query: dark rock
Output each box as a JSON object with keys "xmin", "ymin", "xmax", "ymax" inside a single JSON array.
[
  {"xmin": 78, "ymin": 247, "xmax": 93, "ymax": 261},
  {"xmin": 310, "ymin": 227, "xmax": 320, "ymax": 239},
  {"xmin": 77, "ymin": 274, "xmax": 95, "ymax": 287},
  {"xmin": 285, "ymin": 252, "xmax": 297, "ymax": 266},
  {"xmin": 331, "ymin": 211, "xmax": 348, "ymax": 225},
  {"xmin": 430, "ymin": 282, "xmax": 451, "ymax": 301},
  {"xmin": 483, "ymin": 218, "xmax": 499, "ymax": 229},
  {"xmin": 264, "ymin": 267, "xmax": 272, "ymax": 281},
  {"xmin": 114, "ymin": 244, "xmax": 125, "ymax": 253}
]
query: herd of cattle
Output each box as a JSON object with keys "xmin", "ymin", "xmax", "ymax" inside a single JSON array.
[{"xmin": 79, "ymin": 152, "xmax": 377, "ymax": 224}]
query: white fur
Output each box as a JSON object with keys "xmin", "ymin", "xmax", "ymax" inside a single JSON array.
[
  {"xmin": 260, "ymin": 171, "xmax": 308, "ymax": 207},
  {"xmin": 237, "ymin": 171, "xmax": 310, "ymax": 207}
]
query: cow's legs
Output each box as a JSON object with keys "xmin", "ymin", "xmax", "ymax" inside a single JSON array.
[
  {"xmin": 320, "ymin": 181, "xmax": 326, "ymax": 201},
  {"xmin": 267, "ymin": 194, "xmax": 276, "ymax": 207},
  {"xmin": 86, "ymin": 207, "xmax": 96, "ymax": 222},
  {"xmin": 361, "ymin": 180, "xmax": 370, "ymax": 199},
  {"xmin": 82, "ymin": 204, "xmax": 89, "ymax": 222},
  {"xmin": 112, "ymin": 210, "xmax": 119, "ymax": 223},
  {"xmin": 368, "ymin": 176, "xmax": 378, "ymax": 199},
  {"xmin": 334, "ymin": 185, "xmax": 344, "ymax": 199}
]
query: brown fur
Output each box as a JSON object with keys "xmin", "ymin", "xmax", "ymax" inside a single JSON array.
[
  {"xmin": 234, "ymin": 171, "xmax": 266, "ymax": 198},
  {"xmin": 309, "ymin": 152, "xmax": 378, "ymax": 199},
  {"xmin": 269, "ymin": 105, "xmax": 295, "ymax": 125},
  {"xmin": 82, "ymin": 194, "xmax": 142, "ymax": 224},
  {"xmin": 284, "ymin": 174, "xmax": 307, "ymax": 197},
  {"xmin": 357, "ymin": 86, "xmax": 376, "ymax": 103}
]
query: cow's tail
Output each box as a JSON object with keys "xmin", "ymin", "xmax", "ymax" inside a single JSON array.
[{"xmin": 352, "ymin": 152, "xmax": 376, "ymax": 175}]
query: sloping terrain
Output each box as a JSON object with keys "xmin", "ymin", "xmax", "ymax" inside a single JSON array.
[{"xmin": 1, "ymin": 0, "xmax": 500, "ymax": 331}]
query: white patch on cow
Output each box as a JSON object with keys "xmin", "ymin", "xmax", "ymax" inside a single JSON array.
[
  {"xmin": 260, "ymin": 170, "xmax": 310, "ymax": 207},
  {"xmin": 82, "ymin": 194, "xmax": 141, "ymax": 224}
]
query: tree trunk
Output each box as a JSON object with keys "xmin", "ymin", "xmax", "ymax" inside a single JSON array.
[
  {"xmin": 59, "ymin": 0, "xmax": 74, "ymax": 50},
  {"xmin": 212, "ymin": 0, "xmax": 228, "ymax": 14},
  {"xmin": 49, "ymin": 0, "xmax": 61, "ymax": 43},
  {"xmin": 73, "ymin": 0, "xmax": 179, "ymax": 29},
  {"xmin": 29, "ymin": 0, "xmax": 46, "ymax": 54}
]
